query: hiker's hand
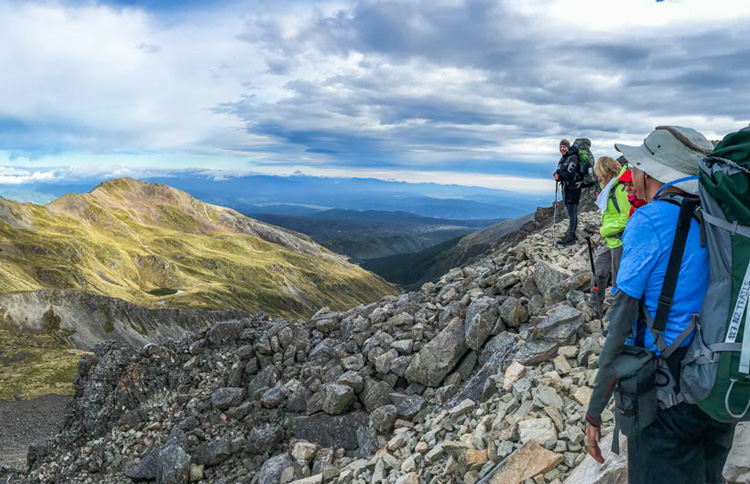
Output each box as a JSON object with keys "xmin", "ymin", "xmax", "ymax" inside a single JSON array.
[{"xmin": 586, "ymin": 424, "xmax": 605, "ymax": 463}]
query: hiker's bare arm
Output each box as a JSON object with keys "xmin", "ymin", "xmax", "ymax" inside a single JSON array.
[
  {"xmin": 586, "ymin": 291, "xmax": 640, "ymax": 427},
  {"xmin": 585, "ymin": 424, "xmax": 604, "ymax": 463}
]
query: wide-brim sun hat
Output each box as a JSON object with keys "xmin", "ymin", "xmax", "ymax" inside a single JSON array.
[{"xmin": 614, "ymin": 126, "xmax": 713, "ymax": 195}]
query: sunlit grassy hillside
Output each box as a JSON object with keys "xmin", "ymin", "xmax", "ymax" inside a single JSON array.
[{"xmin": 0, "ymin": 178, "xmax": 395, "ymax": 319}]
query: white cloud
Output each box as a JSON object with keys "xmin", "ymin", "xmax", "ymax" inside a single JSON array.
[
  {"xmin": 0, "ymin": 0, "xmax": 748, "ymax": 192},
  {"xmin": 0, "ymin": 166, "xmax": 57, "ymax": 184},
  {"xmin": 0, "ymin": 2, "xmax": 273, "ymax": 154}
]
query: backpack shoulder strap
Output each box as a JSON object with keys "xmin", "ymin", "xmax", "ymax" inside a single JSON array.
[
  {"xmin": 645, "ymin": 195, "xmax": 699, "ymax": 356},
  {"xmin": 608, "ymin": 183, "xmax": 621, "ymax": 213}
]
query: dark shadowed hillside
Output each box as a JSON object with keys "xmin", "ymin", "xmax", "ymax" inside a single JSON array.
[
  {"xmin": 363, "ymin": 214, "xmax": 535, "ymax": 289},
  {"xmin": 251, "ymin": 209, "xmax": 502, "ymax": 261}
]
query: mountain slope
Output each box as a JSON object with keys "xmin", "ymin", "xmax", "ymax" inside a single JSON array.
[{"xmin": 0, "ymin": 178, "xmax": 395, "ymax": 319}]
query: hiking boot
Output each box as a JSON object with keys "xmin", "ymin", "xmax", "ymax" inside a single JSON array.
[{"xmin": 560, "ymin": 236, "xmax": 577, "ymax": 246}]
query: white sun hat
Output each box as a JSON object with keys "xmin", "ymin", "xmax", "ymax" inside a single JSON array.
[{"xmin": 614, "ymin": 126, "xmax": 713, "ymax": 195}]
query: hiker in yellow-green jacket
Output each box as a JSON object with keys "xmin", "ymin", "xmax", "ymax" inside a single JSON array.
[{"xmin": 588, "ymin": 156, "xmax": 631, "ymax": 309}]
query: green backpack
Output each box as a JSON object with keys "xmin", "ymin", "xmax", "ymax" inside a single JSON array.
[
  {"xmin": 680, "ymin": 127, "xmax": 750, "ymax": 422},
  {"xmin": 572, "ymin": 138, "xmax": 597, "ymax": 188}
]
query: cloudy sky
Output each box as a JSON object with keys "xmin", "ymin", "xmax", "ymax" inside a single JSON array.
[{"xmin": 0, "ymin": 0, "xmax": 748, "ymax": 193}]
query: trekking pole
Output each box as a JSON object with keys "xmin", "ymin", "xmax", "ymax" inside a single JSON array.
[
  {"xmin": 553, "ymin": 182, "xmax": 559, "ymax": 246},
  {"xmin": 585, "ymin": 235, "xmax": 605, "ymax": 332}
]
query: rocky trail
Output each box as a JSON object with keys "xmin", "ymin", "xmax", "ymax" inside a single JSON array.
[
  {"xmin": 0, "ymin": 207, "xmax": 747, "ymax": 484},
  {"xmin": 0, "ymin": 396, "xmax": 71, "ymax": 470}
]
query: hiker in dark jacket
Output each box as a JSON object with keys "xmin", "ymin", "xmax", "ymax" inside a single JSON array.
[
  {"xmin": 585, "ymin": 126, "xmax": 735, "ymax": 484},
  {"xmin": 554, "ymin": 139, "xmax": 582, "ymax": 245}
]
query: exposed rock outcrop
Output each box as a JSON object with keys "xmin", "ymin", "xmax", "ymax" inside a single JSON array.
[{"xmin": 1, "ymin": 208, "xmax": 747, "ymax": 484}]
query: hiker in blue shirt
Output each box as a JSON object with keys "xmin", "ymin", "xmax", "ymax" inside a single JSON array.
[{"xmin": 584, "ymin": 126, "xmax": 735, "ymax": 484}]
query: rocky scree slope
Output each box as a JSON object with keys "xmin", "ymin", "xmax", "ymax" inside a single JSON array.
[
  {"xmin": 2, "ymin": 209, "xmax": 747, "ymax": 484},
  {"xmin": 0, "ymin": 177, "xmax": 394, "ymax": 319}
]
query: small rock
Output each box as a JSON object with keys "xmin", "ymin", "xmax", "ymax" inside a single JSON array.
[
  {"xmin": 370, "ymin": 405, "xmax": 398, "ymax": 434},
  {"xmin": 211, "ymin": 387, "xmax": 245, "ymax": 410},
  {"xmin": 395, "ymin": 473, "xmax": 420, "ymax": 484},
  {"xmin": 572, "ymin": 386, "xmax": 593, "ymax": 407},
  {"xmin": 518, "ymin": 418, "xmax": 558, "ymax": 449},
  {"xmin": 503, "ymin": 362, "xmax": 527, "ymax": 391},
  {"xmin": 291, "ymin": 441, "xmax": 318, "ymax": 463},
  {"xmin": 450, "ymin": 398, "xmax": 476, "ymax": 418}
]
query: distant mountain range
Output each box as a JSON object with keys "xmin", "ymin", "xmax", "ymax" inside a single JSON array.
[
  {"xmin": 249, "ymin": 209, "xmax": 503, "ymax": 261},
  {"xmin": 1, "ymin": 172, "xmax": 550, "ymax": 220}
]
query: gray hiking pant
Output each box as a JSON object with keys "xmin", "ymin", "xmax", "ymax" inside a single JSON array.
[
  {"xmin": 627, "ymin": 402, "xmax": 735, "ymax": 484},
  {"xmin": 591, "ymin": 245, "xmax": 622, "ymax": 303}
]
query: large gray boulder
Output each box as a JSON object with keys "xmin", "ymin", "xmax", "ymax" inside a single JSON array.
[
  {"xmin": 290, "ymin": 412, "xmax": 369, "ymax": 450},
  {"xmin": 370, "ymin": 405, "xmax": 397, "ymax": 434},
  {"xmin": 465, "ymin": 297, "xmax": 500, "ymax": 350},
  {"xmin": 533, "ymin": 261, "xmax": 570, "ymax": 301},
  {"xmin": 514, "ymin": 339, "xmax": 560, "ymax": 366},
  {"xmin": 454, "ymin": 332, "xmax": 519, "ymax": 404},
  {"xmin": 724, "ymin": 422, "xmax": 750, "ymax": 483},
  {"xmin": 405, "ymin": 319, "xmax": 467, "ymax": 387},
  {"xmin": 206, "ymin": 321, "xmax": 243, "ymax": 346},
  {"xmin": 193, "ymin": 438, "xmax": 232, "ymax": 466},
  {"xmin": 360, "ymin": 379, "xmax": 394, "ymax": 411},
  {"xmin": 534, "ymin": 306, "xmax": 584, "ymax": 341},
  {"xmin": 547, "ymin": 272, "xmax": 592, "ymax": 304},
  {"xmin": 246, "ymin": 426, "xmax": 284, "ymax": 455}
]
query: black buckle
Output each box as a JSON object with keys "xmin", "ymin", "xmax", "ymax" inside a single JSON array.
[{"xmin": 658, "ymin": 295, "xmax": 673, "ymax": 307}]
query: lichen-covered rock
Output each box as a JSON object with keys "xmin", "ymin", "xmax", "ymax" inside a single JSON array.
[
  {"xmin": 156, "ymin": 444, "xmax": 191, "ymax": 484},
  {"xmin": 320, "ymin": 384, "xmax": 355, "ymax": 415},
  {"xmin": 500, "ymin": 297, "xmax": 528, "ymax": 328},
  {"xmin": 211, "ymin": 387, "xmax": 245, "ymax": 410},
  {"xmin": 207, "ymin": 321, "xmax": 243, "ymax": 346},
  {"xmin": 370, "ymin": 405, "xmax": 397, "ymax": 435}
]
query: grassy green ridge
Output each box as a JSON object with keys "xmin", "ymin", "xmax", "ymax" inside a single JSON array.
[
  {"xmin": 0, "ymin": 322, "xmax": 87, "ymax": 400},
  {"xmin": 0, "ymin": 178, "xmax": 395, "ymax": 319},
  {"xmin": 0, "ymin": 178, "xmax": 396, "ymax": 399}
]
